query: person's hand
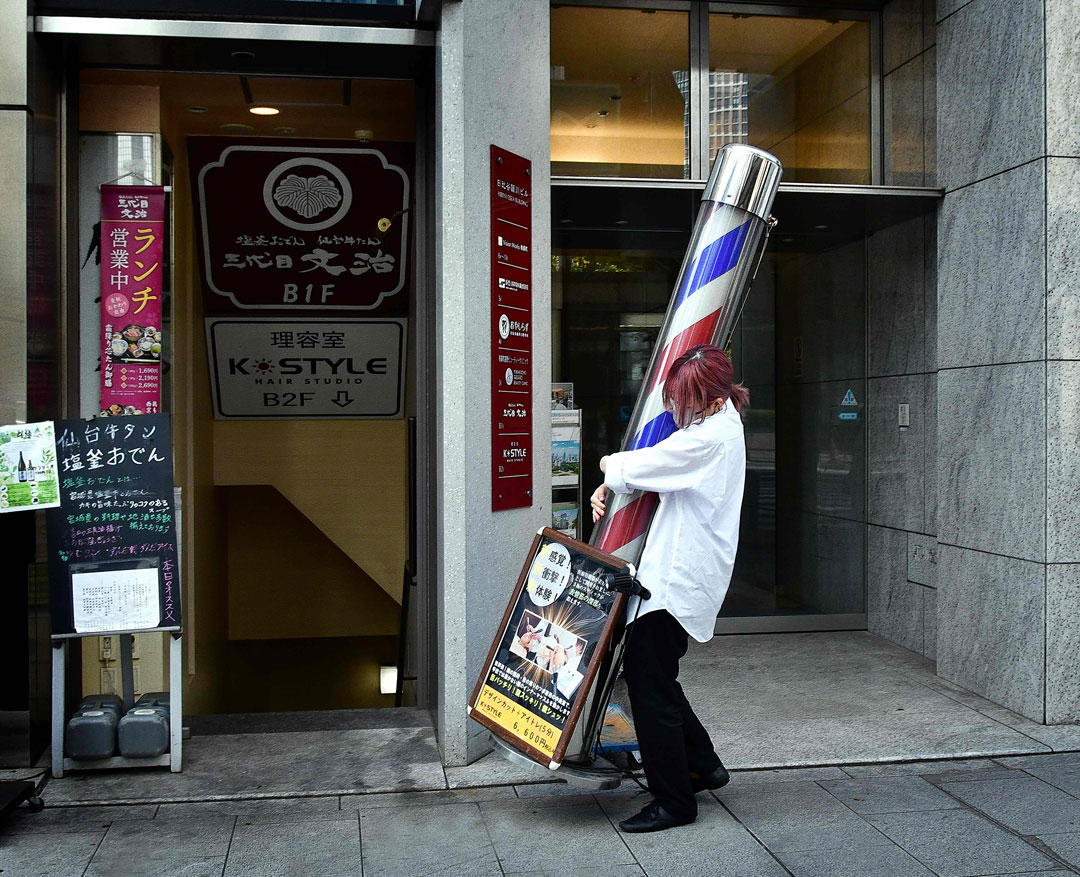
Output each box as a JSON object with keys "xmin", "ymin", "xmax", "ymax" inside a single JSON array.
[{"xmin": 591, "ymin": 483, "xmax": 608, "ymax": 522}]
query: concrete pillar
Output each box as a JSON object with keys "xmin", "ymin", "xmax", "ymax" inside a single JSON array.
[
  {"xmin": 935, "ymin": 0, "xmax": 1080, "ymax": 722},
  {"xmin": 0, "ymin": 0, "xmax": 30, "ymax": 427},
  {"xmin": 435, "ymin": 0, "xmax": 552, "ymax": 764},
  {"xmin": 867, "ymin": 0, "xmax": 938, "ymax": 662}
]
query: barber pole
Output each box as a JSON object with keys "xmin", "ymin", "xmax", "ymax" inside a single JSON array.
[{"xmin": 591, "ymin": 144, "xmax": 783, "ymax": 563}]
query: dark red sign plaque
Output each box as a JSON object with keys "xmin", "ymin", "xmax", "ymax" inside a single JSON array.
[
  {"xmin": 490, "ymin": 146, "xmax": 533, "ymax": 512},
  {"xmin": 188, "ymin": 137, "xmax": 412, "ymax": 314}
]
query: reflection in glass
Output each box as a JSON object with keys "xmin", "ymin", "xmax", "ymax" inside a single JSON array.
[
  {"xmin": 550, "ymin": 7, "xmax": 690, "ymax": 179},
  {"xmin": 709, "ymin": 14, "xmax": 871, "ymax": 183}
]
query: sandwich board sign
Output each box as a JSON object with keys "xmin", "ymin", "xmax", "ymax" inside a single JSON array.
[
  {"xmin": 46, "ymin": 414, "xmax": 181, "ymax": 637},
  {"xmin": 469, "ymin": 528, "xmax": 630, "ymax": 768}
]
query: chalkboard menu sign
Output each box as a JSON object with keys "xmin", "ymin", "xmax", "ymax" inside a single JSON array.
[
  {"xmin": 468, "ymin": 528, "xmax": 630, "ymax": 768},
  {"xmin": 46, "ymin": 414, "xmax": 181, "ymax": 637}
]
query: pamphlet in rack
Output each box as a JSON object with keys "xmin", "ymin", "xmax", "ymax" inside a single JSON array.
[{"xmin": 550, "ymin": 388, "xmax": 582, "ymax": 541}]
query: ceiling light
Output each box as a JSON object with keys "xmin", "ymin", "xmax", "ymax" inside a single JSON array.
[
  {"xmin": 584, "ymin": 123, "xmax": 598, "ymax": 129},
  {"xmin": 814, "ymin": 224, "xmax": 829, "ymax": 230},
  {"xmin": 275, "ymin": 126, "xmax": 296, "ymax": 135},
  {"xmin": 597, "ymin": 110, "xmax": 609, "ymax": 117},
  {"xmin": 249, "ymin": 106, "xmax": 279, "ymax": 116},
  {"xmin": 614, "ymin": 220, "xmax": 629, "ymax": 226},
  {"xmin": 185, "ymin": 105, "xmax": 208, "ymax": 114},
  {"xmin": 219, "ymin": 123, "xmax": 254, "ymax": 133},
  {"xmin": 559, "ymin": 219, "xmax": 573, "ymax": 225},
  {"xmin": 353, "ymin": 129, "xmax": 374, "ymax": 141}
]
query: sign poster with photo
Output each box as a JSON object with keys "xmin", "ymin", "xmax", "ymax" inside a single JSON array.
[
  {"xmin": 551, "ymin": 414, "xmax": 580, "ymax": 487},
  {"xmin": 189, "ymin": 138, "xmax": 411, "ymax": 315},
  {"xmin": 551, "ymin": 383, "xmax": 573, "ymax": 410},
  {"xmin": 551, "ymin": 501, "xmax": 579, "ymax": 538},
  {"xmin": 205, "ymin": 318, "xmax": 406, "ymax": 419},
  {"xmin": 46, "ymin": 414, "xmax": 181, "ymax": 636},
  {"xmin": 469, "ymin": 529, "xmax": 629, "ymax": 767},
  {"xmin": 99, "ymin": 185, "xmax": 166, "ymax": 416},
  {"xmin": 0, "ymin": 421, "xmax": 61, "ymax": 512}
]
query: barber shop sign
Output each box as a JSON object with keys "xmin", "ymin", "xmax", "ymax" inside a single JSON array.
[{"xmin": 189, "ymin": 138, "xmax": 412, "ymax": 313}]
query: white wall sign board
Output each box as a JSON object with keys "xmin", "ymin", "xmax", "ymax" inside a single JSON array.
[
  {"xmin": 72, "ymin": 567, "xmax": 160, "ymax": 633},
  {"xmin": 205, "ymin": 318, "xmax": 407, "ymax": 419}
]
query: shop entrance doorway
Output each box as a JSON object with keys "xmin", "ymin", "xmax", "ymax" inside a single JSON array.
[
  {"xmin": 552, "ymin": 183, "xmax": 936, "ymax": 634},
  {"xmin": 69, "ymin": 63, "xmax": 429, "ymax": 715}
]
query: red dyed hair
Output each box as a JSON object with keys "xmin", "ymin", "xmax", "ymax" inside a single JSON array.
[{"xmin": 662, "ymin": 344, "xmax": 749, "ymax": 428}]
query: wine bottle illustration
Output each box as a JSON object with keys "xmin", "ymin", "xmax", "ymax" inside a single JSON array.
[
  {"xmin": 27, "ymin": 458, "xmax": 35, "ymax": 482},
  {"xmin": 17, "ymin": 451, "xmax": 26, "ymax": 482}
]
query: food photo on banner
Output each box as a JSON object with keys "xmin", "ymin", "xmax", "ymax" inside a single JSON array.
[
  {"xmin": 46, "ymin": 414, "xmax": 181, "ymax": 636},
  {"xmin": 469, "ymin": 529, "xmax": 630, "ymax": 766},
  {"xmin": 99, "ymin": 185, "xmax": 166, "ymax": 416}
]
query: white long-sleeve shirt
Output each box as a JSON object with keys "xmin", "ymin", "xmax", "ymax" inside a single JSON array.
[{"xmin": 603, "ymin": 401, "xmax": 746, "ymax": 642}]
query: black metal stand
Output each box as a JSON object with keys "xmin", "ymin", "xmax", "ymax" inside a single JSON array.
[{"xmin": 541, "ymin": 570, "xmax": 651, "ymax": 791}]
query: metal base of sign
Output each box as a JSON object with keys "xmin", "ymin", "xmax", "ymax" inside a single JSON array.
[
  {"xmin": 51, "ymin": 634, "xmax": 183, "ymax": 778},
  {"xmin": 488, "ymin": 732, "xmax": 623, "ymax": 791},
  {"xmin": 488, "ymin": 732, "xmax": 551, "ymax": 777},
  {"xmin": 557, "ymin": 756, "xmax": 623, "ymax": 791}
]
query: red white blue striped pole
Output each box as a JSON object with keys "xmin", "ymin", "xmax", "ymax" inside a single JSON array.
[{"xmin": 590, "ymin": 144, "xmax": 782, "ymax": 563}]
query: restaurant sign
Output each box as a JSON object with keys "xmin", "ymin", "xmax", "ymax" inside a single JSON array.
[{"xmin": 190, "ymin": 138, "xmax": 411, "ymax": 312}]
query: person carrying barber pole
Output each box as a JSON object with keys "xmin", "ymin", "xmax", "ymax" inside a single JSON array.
[{"xmin": 590, "ymin": 344, "xmax": 747, "ymax": 834}]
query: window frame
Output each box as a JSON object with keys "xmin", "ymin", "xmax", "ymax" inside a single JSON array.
[{"xmin": 551, "ymin": 0, "xmax": 882, "ymax": 184}]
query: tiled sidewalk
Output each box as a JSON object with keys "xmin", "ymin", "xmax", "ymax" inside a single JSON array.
[{"xmin": 6, "ymin": 752, "xmax": 1080, "ymax": 876}]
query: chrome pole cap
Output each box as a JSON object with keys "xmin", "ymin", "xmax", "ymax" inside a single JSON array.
[{"xmin": 702, "ymin": 144, "xmax": 783, "ymax": 222}]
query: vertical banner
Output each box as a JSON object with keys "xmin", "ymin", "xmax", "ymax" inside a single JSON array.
[
  {"xmin": 468, "ymin": 529, "xmax": 629, "ymax": 767},
  {"xmin": 490, "ymin": 146, "xmax": 533, "ymax": 511},
  {"xmin": 99, "ymin": 185, "xmax": 166, "ymax": 416}
]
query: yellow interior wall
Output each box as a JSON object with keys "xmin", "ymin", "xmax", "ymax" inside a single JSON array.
[
  {"xmin": 80, "ymin": 73, "xmax": 410, "ymax": 714},
  {"xmin": 167, "ymin": 114, "xmax": 232, "ymax": 715},
  {"xmin": 224, "ymin": 485, "xmax": 400, "ymax": 640},
  {"xmin": 224, "ymin": 636, "xmax": 398, "ymax": 712},
  {"xmin": 79, "ymin": 84, "xmax": 161, "ymax": 132},
  {"xmin": 213, "ymin": 420, "xmax": 408, "ymax": 603}
]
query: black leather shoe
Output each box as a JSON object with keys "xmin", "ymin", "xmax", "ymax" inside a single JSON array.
[
  {"xmin": 618, "ymin": 801, "xmax": 694, "ymax": 833},
  {"xmin": 690, "ymin": 762, "xmax": 730, "ymax": 794}
]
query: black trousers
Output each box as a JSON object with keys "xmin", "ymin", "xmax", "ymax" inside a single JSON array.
[{"xmin": 624, "ymin": 609, "xmax": 721, "ymax": 820}]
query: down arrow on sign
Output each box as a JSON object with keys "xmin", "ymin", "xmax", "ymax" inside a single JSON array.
[{"xmin": 331, "ymin": 391, "xmax": 354, "ymax": 408}]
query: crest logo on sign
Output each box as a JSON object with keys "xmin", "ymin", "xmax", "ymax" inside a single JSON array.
[{"xmin": 263, "ymin": 157, "xmax": 354, "ymax": 232}]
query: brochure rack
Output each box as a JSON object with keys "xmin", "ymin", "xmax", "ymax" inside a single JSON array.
[{"xmin": 551, "ymin": 408, "xmax": 583, "ymax": 540}]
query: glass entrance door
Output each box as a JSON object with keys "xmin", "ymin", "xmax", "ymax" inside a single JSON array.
[
  {"xmin": 721, "ymin": 238, "xmax": 867, "ymax": 628},
  {"xmin": 553, "ymin": 184, "xmax": 869, "ymax": 634}
]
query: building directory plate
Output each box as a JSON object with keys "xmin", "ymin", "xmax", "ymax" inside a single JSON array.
[{"xmin": 490, "ymin": 146, "xmax": 533, "ymax": 511}]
